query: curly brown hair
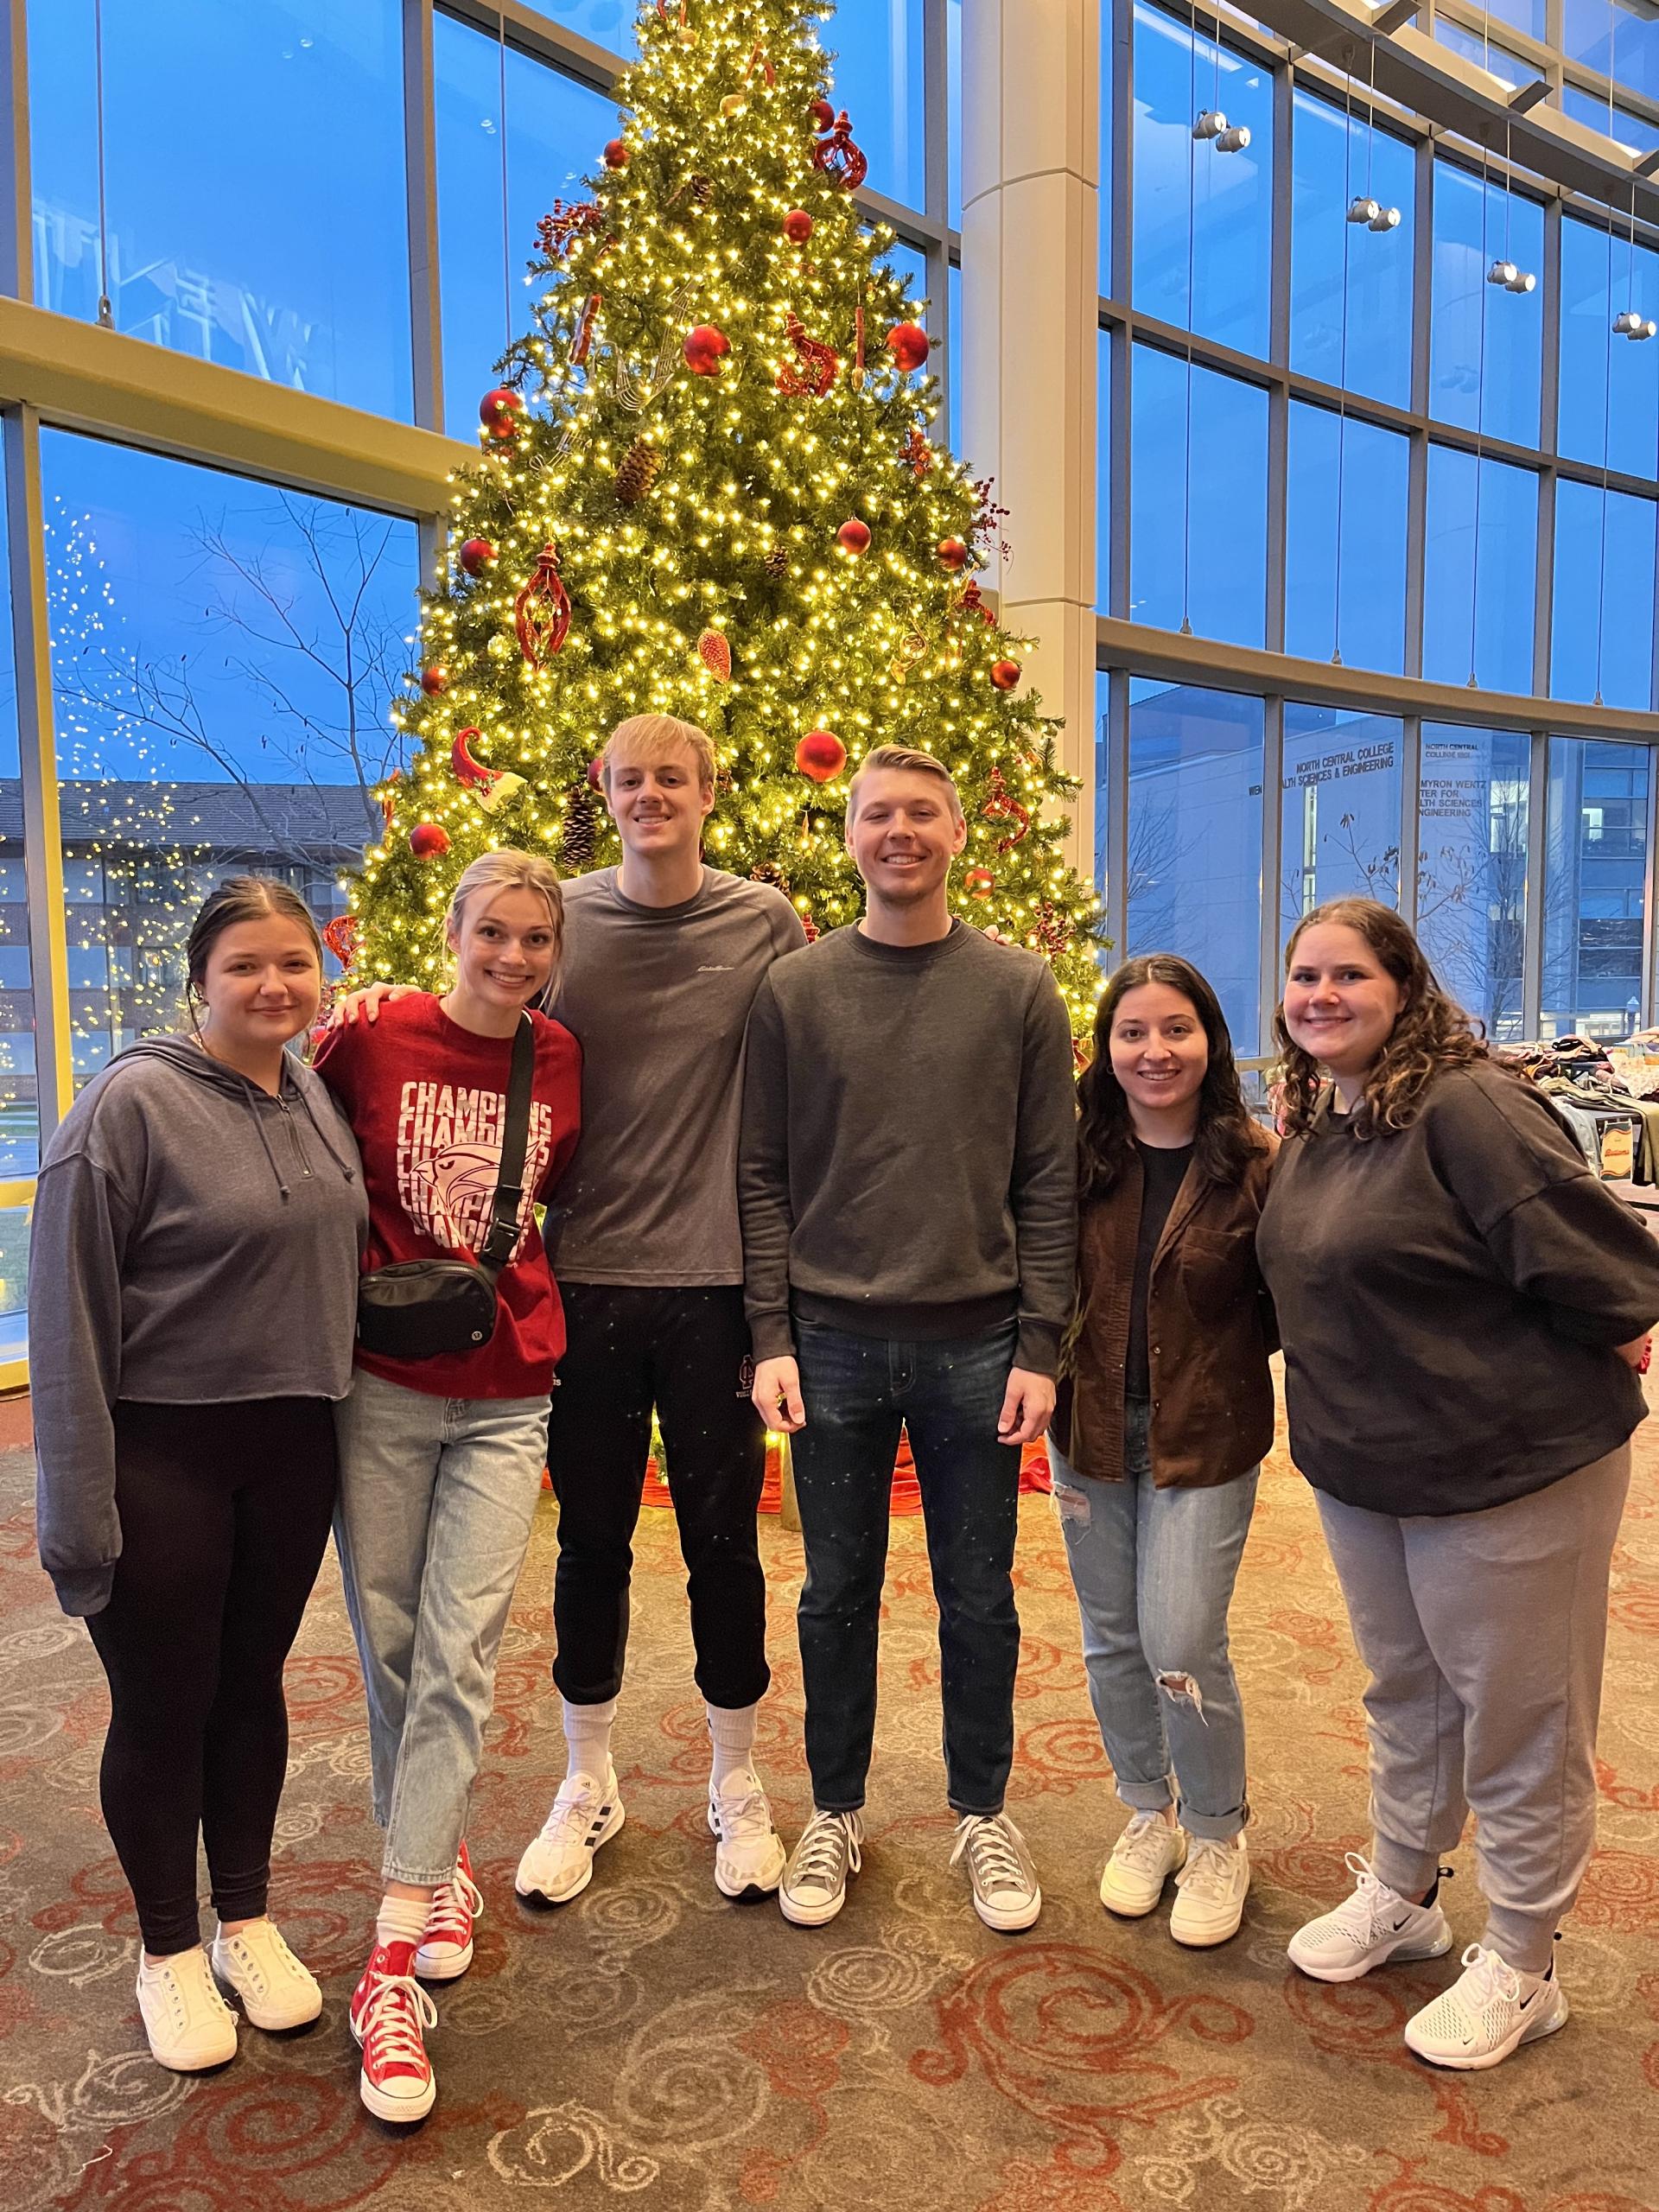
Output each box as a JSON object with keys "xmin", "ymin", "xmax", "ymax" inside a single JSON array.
[{"xmin": 1274, "ymin": 898, "xmax": 1503, "ymax": 1138}]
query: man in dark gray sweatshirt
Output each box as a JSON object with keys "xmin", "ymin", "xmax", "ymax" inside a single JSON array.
[{"xmin": 740, "ymin": 744, "xmax": 1078, "ymax": 1936}]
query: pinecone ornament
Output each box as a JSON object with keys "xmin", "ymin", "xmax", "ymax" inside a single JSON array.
[
  {"xmin": 560, "ymin": 779, "xmax": 599, "ymax": 873},
  {"xmin": 615, "ymin": 436, "xmax": 662, "ymax": 505},
  {"xmin": 763, "ymin": 545, "xmax": 788, "ymax": 579},
  {"xmin": 750, "ymin": 861, "xmax": 790, "ymax": 893}
]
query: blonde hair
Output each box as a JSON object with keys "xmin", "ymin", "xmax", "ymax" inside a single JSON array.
[
  {"xmin": 443, "ymin": 849, "xmax": 566, "ymax": 1001},
  {"xmin": 601, "ymin": 713, "xmax": 716, "ymax": 794},
  {"xmin": 846, "ymin": 743, "xmax": 963, "ymax": 823}
]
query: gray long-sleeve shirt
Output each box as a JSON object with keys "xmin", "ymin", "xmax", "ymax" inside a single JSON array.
[{"xmin": 738, "ymin": 921, "xmax": 1078, "ymax": 1375}]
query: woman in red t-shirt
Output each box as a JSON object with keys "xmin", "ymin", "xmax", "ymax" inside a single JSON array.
[{"xmin": 314, "ymin": 851, "xmax": 579, "ymax": 2126}]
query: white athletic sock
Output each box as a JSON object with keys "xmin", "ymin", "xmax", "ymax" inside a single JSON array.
[
  {"xmin": 375, "ymin": 1893, "xmax": 429, "ymax": 1953},
  {"xmin": 706, "ymin": 1700, "xmax": 760, "ymax": 1789},
  {"xmin": 563, "ymin": 1695, "xmax": 618, "ymax": 1780}
]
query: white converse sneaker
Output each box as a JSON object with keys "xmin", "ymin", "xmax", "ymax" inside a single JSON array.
[
  {"xmin": 1403, "ymin": 1944, "xmax": 1568, "ymax": 2069},
  {"xmin": 1287, "ymin": 1853, "xmax": 1455, "ymax": 1982},
  {"xmin": 950, "ymin": 1812, "xmax": 1042, "ymax": 1932},
  {"xmin": 515, "ymin": 1766, "xmax": 625, "ymax": 1905},
  {"xmin": 1098, "ymin": 1811, "xmax": 1187, "ymax": 1916},
  {"xmin": 1170, "ymin": 1833, "xmax": 1249, "ymax": 1947},
  {"xmin": 708, "ymin": 1770, "xmax": 787, "ymax": 1899},
  {"xmin": 137, "ymin": 1945, "xmax": 239, "ymax": 2071},
  {"xmin": 210, "ymin": 1917, "xmax": 322, "ymax": 2030},
  {"xmin": 779, "ymin": 1810, "xmax": 863, "ymax": 1927}
]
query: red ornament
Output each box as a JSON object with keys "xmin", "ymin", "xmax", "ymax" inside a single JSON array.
[
  {"xmin": 836, "ymin": 518, "xmax": 871, "ymax": 556},
  {"xmin": 420, "ymin": 665, "xmax": 448, "ymax": 696},
  {"xmin": 588, "ymin": 754, "xmax": 605, "ymax": 789},
  {"xmin": 964, "ymin": 867, "xmax": 997, "ymax": 899},
  {"xmin": 795, "ymin": 729, "xmax": 847, "ymax": 783},
  {"xmin": 903, "ymin": 426, "xmax": 933, "ymax": 478},
  {"xmin": 956, "ymin": 578, "xmax": 996, "ymax": 626},
  {"xmin": 537, "ymin": 198, "xmax": 607, "ymax": 259},
  {"xmin": 808, "ymin": 98, "xmax": 835, "ymax": 130},
  {"xmin": 990, "ymin": 658, "xmax": 1022, "ymax": 691},
  {"xmin": 451, "ymin": 728, "xmax": 527, "ymax": 816},
  {"xmin": 321, "ymin": 914, "xmax": 361, "ymax": 968},
  {"xmin": 983, "ymin": 766, "xmax": 1033, "ymax": 854},
  {"xmin": 410, "ymin": 822, "xmax": 451, "ymax": 859},
  {"xmin": 777, "ymin": 312, "xmax": 839, "ymax": 397},
  {"xmin": 886, "ymin": 321, "xmax": 931, "ymax": 374},
  {"xmin": 514, "ymin": 543, "xmax": 573, "ymax": 665},
  {"xmin": 810, "ymin": 110, "xmax": 869, "ymax": 191},
  {"xmin": 698, "ymin": 628, "xmax": 733, "ymax": 681},
  {"xmin": 459, "ymin": 537, "xmax": 496, "ymax": 576},
  {"xmin": 937, "ymin": 537, "xmax": 969, "ymax": 572},
  {"xmin": 480, "ymin": 385, "xmax": 524, "ymax": 438},
  {"xmin": 603, "ymin": 138, "xmax": 630, "ymax": 168},
  {"xmin": 782, "ymin": 208, "xmax": 814, "ymax": 245},
  {"xmin": 683, "ymin": 323, "xmax": 730, "ymax": 376},
  {"xmin": 570, "ymin": 291, "xmax": 601, "ymax": 366}
]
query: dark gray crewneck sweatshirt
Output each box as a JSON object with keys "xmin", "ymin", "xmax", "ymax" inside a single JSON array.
[{"xmin": 737, "ymin": 921, "xmax": 1078, "ymax": 1374}]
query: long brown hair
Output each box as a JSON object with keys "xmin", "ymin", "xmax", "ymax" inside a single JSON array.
[
  {"xmin": 1274, "ymin": 897, "xmax": 1497, "ymax": 1138},
  {"xmin": 185, "ymin": 875, "xmax": 323, "ymax": 1012},
  {"xmin": 1077, "ymin": 955, "xmax": 1262, "ymax": 1202}
]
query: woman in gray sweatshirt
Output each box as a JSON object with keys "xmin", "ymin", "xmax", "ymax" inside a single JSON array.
[{"xmin": 29, "ymin": 878, "xmax": 365, "ymax": 2078}]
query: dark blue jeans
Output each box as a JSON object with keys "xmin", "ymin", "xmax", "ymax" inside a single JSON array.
[{"xmin": 790, "ymin": 1317, "xmax": 1023, "ymax": 1817}]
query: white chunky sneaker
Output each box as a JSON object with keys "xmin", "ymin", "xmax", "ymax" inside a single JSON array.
[
  {"xmin": 1098, "ymin": 1811, "xmax": 1187, "ymax": 1917},
  {"xmin": 210, "ymin": 1917, "xmax": 322, "ymax": 2030},
  {"xmin": 137, "ymin": 1945, "xmax": 239, "ymax": 2071},
  {"xmin": 950, "ymin": 1812, "xmax": 1042, "ymax": 1933},
  {"xmin": 779, "ymin": 1810, "xmax": 863, "ymax": 1927},
  {"xmin": 416, "ymin": 1840, "xmax": 484, "ymax": 1981},
  {"xmin": 1403, "ymin": 1944, "xmax": 1568, "ymax": 2070},
  {"xmin": 1170, "ymin": 1833, "xmax": 1250, "ymax": 1947},
  {"xmin": 1287, "ymin": 1853, "xmax": 1454, "ymax": 1982},
  {"xmin": 708, "ymin": 1770, "xmax": 787, "ymax": 1899},
  {"xmin": 515, "ymin": 1766, "xmax": 625, "ymax": 1905}
]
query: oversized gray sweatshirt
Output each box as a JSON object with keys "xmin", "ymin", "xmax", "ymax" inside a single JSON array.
[
  {"xmin": 738, "ymin": 921, "xmax": 1079, "ymax": 1375},
  {"xmin": 29, "ymin": 1036, "xmax": 367, "ymax": 1617}
]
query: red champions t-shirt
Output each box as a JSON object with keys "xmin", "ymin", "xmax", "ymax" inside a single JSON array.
[{"xmin": 314, "ymin": 995, "xmax": 582, "ymax": 1399}]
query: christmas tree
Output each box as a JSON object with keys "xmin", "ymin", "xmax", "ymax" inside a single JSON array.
[{"xmin": 346, "ymin": 0, "xmax": 1104, "ymax": 1027}]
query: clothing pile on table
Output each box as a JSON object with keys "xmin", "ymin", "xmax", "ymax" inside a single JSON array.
[{"xmin": 1497, "ymin": 1033, "xmax": 1659, "ymax": 1183}]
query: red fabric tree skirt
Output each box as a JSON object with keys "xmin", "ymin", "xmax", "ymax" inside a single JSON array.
[{"xmin": 639, "ymin": 1433, "xmax": 1053, "ymax": 1516}]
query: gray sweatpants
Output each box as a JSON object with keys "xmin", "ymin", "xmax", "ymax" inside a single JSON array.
[{"xmin": 1316, "ymin": 1445, "xmax": 1631, "ymax": 1974}]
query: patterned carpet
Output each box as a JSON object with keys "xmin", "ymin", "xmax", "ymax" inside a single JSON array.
[{"xmin": 2, "ymin": 1382, "xmax": 1657, "ymax": 2212}]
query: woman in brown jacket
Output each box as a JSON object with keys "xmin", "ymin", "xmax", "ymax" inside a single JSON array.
[{"xmin": 1050, "ymin": 955, "xmax": 1275, "ymax": 1948}]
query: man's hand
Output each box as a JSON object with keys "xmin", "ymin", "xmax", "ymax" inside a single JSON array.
[
  {"xmin": 1616, "ymin": 1333, "xmax": 1652, "ymax": 1372},
  {"xmin": 998, "ymin": 1367, "xmax": 1056, "ymax": 1446},
  {"xmin": 753, "ymin": 1356, "xmax": 806, "ymax": 1434},
  {"xmin": 329, "ymin": 981, "xmax": 414, "ymax": 1029}
]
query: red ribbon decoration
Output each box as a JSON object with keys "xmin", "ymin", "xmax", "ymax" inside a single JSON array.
[
  {"xmin": 745, "ymin": 37, "xmax": 777, "ymax": 86},
  {"xmin": 810, "ymin": 111, "xmax": 869, "ymax": 192},
  {"xmin": 956, "ymin": 578, "xmax": 996, "ymax": 627},
  {"xmin": 982, "ymin": 766, "xmax": 1032, "ymax": 855},
  {"xmin": 378, "ymin": 769, "xmax": 402, "ymax": 840},
  {"xmin": 321, "ymin": 914, "xmax": 360, "ymax": 969},
  {"xmin": 777, "ymin": 312, "xmax": 840, "ymax": 397},
  {"xmin": 515, "ymin": 544, "xmax": 573, "ymax": 665},
  {"xmin": 571, "ymin": 291, "xmax": 601, "ymax": 365}
]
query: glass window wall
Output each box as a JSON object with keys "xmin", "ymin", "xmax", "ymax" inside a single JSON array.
[
  {"xmin": 1552, "ymin": 480, "xmax": 1658, "ymax": 710},
  {"xmin": 1423, "ymin": 445, "xmax": 1539, "ymax": 694},
  {"xmin": 1289, "ymin": 90, "xmax": 1414, "ymax": 410},
  {"xmin": 1129, "ymin": 347, "xmax": 1268, "ymax": 647},
  {"xmin": 1562, "ymin": 0, "xmax": 1659, "ymax": 104},
  {"xmin": 0, "ymin": 441, "xmax": 35, "ymax": 1183},
  {"xmin": 1429, "ymin": 162, "xmax": 1544, "ymax": 448},
  {"xmin": 1543, "ymin": 736, "xmax": 1652, "ymax": 1039},
  {"xmin": 827, "ymin": 0, "xmax": 926, "ymax": 211},
  {"xmin": 1559, "ymin": 216, "xmax": 1659, "ymax": 480},
  {"xmin": 1280, "ymin": 705, "xmax": 1403, "ymax": 943},
  {"xmin": 1285, "ymin": 404, "xmax": 1409, "ymax": 673},
  {"xmin": 1417, "ymin": 725, "xmax": 1530, "ymax": 1041}
]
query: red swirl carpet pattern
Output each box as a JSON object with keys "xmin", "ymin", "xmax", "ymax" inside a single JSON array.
[{"xmin": 1, "ymin": 1382, "xmax": 1656, "ymax": 2211}]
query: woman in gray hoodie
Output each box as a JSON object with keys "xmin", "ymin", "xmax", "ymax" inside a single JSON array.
[{"xmin": 28, "ymin": 877, "xmax": 366, "ymax": 2076}]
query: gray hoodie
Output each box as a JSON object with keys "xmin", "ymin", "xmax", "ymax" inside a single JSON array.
[{"xmin": 29, "ymin": 1035, "xmax": 368, "ymax": 1617}]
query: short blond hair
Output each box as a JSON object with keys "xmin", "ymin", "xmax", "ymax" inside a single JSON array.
[
  {"xmin": 847, "ymin": 744, "xmax": 963, "ymax": 823},
  {"xmin": 601, "ymin": 713, "xmax": 716, "ymax": 794},
  {"xmin": 443, "ymin": 849, "xmax": 565, "ymax": 995}
]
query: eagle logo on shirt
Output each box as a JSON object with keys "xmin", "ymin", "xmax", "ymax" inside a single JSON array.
[{"xmin": 395, "ymin": 1080, "xmax": 556, "ymax": 1260}]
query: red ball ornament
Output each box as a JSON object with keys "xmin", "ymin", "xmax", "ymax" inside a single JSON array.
[
  {"xmin": 459, "ymin": 537, "xmax": 496, "ymax": 576},
  {"xmin": 990, "ymin": 658, "xmax": 1022, "ymax": 691},
  {"xmin": 795, "ymin": 728, "xmax": 847, "ymax": 783},
  {"xmin": 964, "ymin": 867, "xmax": 997, "ymax": 899},
  {"xmin": 410, "ymin": 822, "xmax": 451, "ymax": 859},
  {"xmin": 836, "ymin": 518, "xmax": 871, "ymax": 556},
  {"xmin": 587, "ymin": 754, "xmax": 605, "ymax": 789},
  {"xmin": 782, "ymin": 208, "xmax": 814, "ymax": 245},
  {"xmin": 809, "ymin": 98, "xmax": 835, "ymax": 130},
  {"xmin": 420, "ymin": 666, "xmax": 448, "ymax": 696},
  {"xmin": 937, "ymin": 537, "xmax": 969, "ymax": 572},
  {"xmin": 886, "ymin": 321, "xmax": 931, "ymax": 374},
  {"xmin": 603, "ymin": 137, "xmax": 630, "ymax": 168},
  {"xmin": 683, "ymin": 323, "xmax": 731, "ymax": 376},
  {"xmin": 479, "ymin": 386, "xmax": 523, "ymax": 437}
]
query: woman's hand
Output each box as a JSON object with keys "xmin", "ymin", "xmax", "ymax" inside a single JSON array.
[
  {"xmin": 329, "ymin": 982, "xmax": 412, "ymax": 1029},
  {"xmin": 1615, "ymin": 1333, "xmax": 1652, "ymax": 1373}
]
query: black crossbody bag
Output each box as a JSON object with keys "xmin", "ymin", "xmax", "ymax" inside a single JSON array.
[{"xmin": 355, "ymin": 1014, "xmax": 535, "ymax": 1362}]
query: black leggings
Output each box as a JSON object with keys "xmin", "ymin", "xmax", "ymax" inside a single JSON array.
[{"xmin": 86, "ymin": 1399, "xmax": 338, "ymax": 1955}]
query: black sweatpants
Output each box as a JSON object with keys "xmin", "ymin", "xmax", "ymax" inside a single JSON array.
[
  {"xmin": 85, "ymin": 1398, "xmax": 338, "ymax": 1956},
  {"xmin": 548, "ymin": 1285, "xmax": 770, "ymax": 1711}
]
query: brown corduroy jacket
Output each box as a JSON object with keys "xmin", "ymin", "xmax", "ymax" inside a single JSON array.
[{"xmin": 1052, "ymin": 1128, "xmax": 1278, "ymax": 1488}]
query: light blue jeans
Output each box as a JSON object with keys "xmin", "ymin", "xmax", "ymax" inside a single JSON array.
[
  {"xmin": 334, "ymin": 1367, "xmax": 551, "ymax": 1886},
  {"xmin": 1049, "ymin": 1402, "xmax": 1257, "ymax": 1840}
]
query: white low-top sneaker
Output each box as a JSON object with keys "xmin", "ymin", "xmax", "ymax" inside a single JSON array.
[
  {"xmin": 515, "ymin": 1766, "xmax": 625, "ymax": 1905},
  {"xmin": 950, "ymin": 1811, "xmax": 1042, "ymax": 1932},
  {"xmin": 210, "ymin": 1917, "xmax": 322, "ymax": 2031},
  {"xmin": 1170, "ymin": 1833, "xmax": 1249, "ymax": 1947},
  {"xmin": 137, "ymin": 1945, "xmax": 239, "ymax": 2071},
  {"xmin": 708, "ymin": 1770, "xmax": 787, "ymax": 1899},
  {"xmin": 1287, "ymin": 1853, "xmax": 1455, "ymax": 1982},
  {"xmin": 1403, "ymin": 1944, "xmax": 1568, "ymax": 2069},
  {"xmin": 779, "ymin": 1809, "xmax": 863, "ymax": 1927},
  {"xmin": 1098, "ymin": 1811, "xmax": 1187, "ymax": 1916}
]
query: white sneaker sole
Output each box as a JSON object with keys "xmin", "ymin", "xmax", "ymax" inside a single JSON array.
[
  {"xmin": 211, "ymin": 1969, "xmax": 322, "ymax": 2031},
  {"xmin": 514, "ymin": 1796, "xmax": 625, "ymax": 1905},
  {"xmin": 779, "ymin": 1875, "xmax": 851, "ymax": 1927},
  {"xmin": 350, "ymin": 2010, "xmax": 437, "ymax": 2123},
  {"xmin": 1170, "ymin": 1903, "xmax": 1246, "ymax": 1948},
  {"xmin": 709, "ymin": 1811, "xmax": 786, "ymax": 1902},
  {"xmin": 1288, "ymin": 1917, "xmax": 1455, "ymax": 1983},
  {"xmin": 969, "ymin": 1889, "xmax": 1041, "ymax": 1934},
  {"xmin": 1405, "ymin": 1985, "xmax": 1569, "ymax": 2071},
  {"xmin": 413, "ymin": 1938, "xmax": 474, "ymax": 1983},
  {"xmin": 143, "ymin": 2028, "xmax": 238, "ymax": 2072}
]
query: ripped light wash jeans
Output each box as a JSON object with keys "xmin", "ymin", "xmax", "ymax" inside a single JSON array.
[{"xmin": 1049, "ymin": 1400, "xmax": 1256, "ymax": 1840}]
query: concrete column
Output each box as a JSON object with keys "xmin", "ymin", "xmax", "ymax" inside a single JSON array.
[{"xmin": 961, "ymin": 0, "xmax": 1100, "ymax": 878}]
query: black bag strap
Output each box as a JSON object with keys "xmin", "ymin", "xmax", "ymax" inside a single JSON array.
[{"xmin": 477, "ymin": 1014, "xmax": 537, "ymax": 1276}]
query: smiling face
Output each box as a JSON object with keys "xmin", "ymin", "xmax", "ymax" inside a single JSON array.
[
  {"xmin": 1108, "ymin": 981, "xmax": 1209, "ymax": 1128},
  {"xmin": 605, "ymin": 736, "xmax": 715, "ymax": 863},
  {"xmin": 196, "ymin": 915, "xmax": 321, "ymax": 1053},
  {"xmin": 1281, "ymin": 920, "xmax": 1408, "ymax": 1081},
  {"xmin": 844, "ymin": 766, "xmax": 966, "ymax": 909},
  {"xmin": 446, "ymin": 885, "xmax": 560, "ymax": 1014}
]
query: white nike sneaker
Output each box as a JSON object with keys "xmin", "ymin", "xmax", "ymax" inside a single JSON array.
[
  {"xmin": 708, "ymin": 1769, "xmax": 787, "ymax": 1899},
  {"xmin": 1287, "ymin": 1853, "xmax": 1454, "ymax": 1982},
  {"xmin": 1403, "ymin": 1944, "xmax": 1568, "ymax": 2069},
  {"xmin": 1098, "ymin": 1810, "xmax": 1187, "ymax": 1916},
  {"xmin": 515, "ymin": 1766, "xmax": 625, "ymax": 1905}
]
